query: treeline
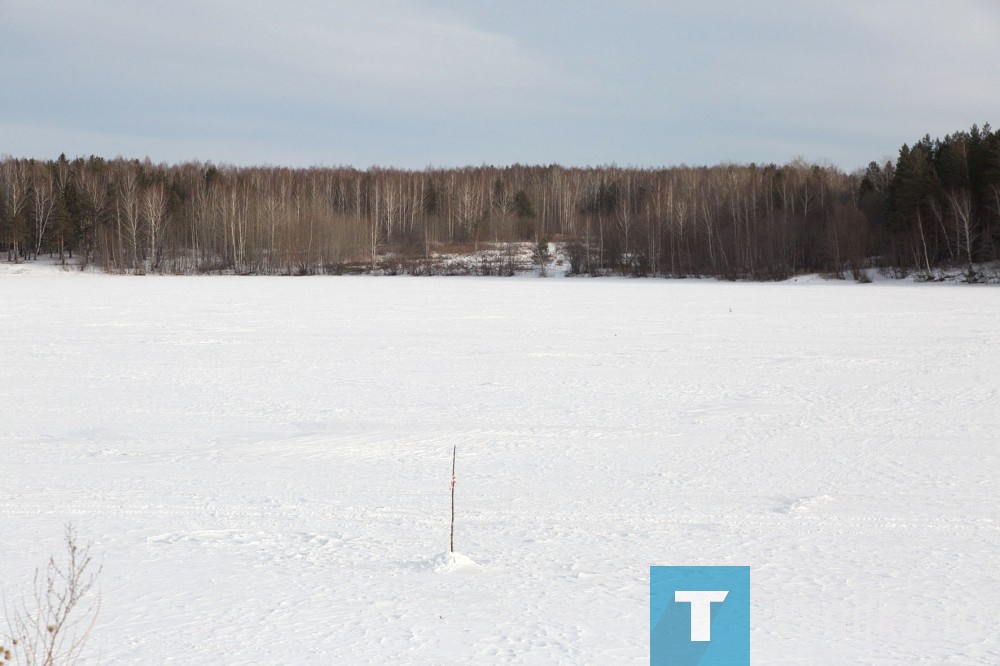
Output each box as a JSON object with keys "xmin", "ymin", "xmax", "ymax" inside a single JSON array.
[
  {"xmin": 861, "ymin": 124, "xmax": 1000, "ymax": 276},
  {"xmin": 1, "ymin": 124, "xmax": 998, "ymax": 279}
]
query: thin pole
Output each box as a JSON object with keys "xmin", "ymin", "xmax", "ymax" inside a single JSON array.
[{"xmin": 450, "ymin": 445, "xmax": 456, "ymax": 553}]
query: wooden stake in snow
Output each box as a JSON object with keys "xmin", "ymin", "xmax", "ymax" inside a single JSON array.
[{"xmin": 450, "ymin": 445, "xmax": 457, "ymax": 553}]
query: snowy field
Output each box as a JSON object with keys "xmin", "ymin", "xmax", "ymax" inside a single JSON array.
[{"xmin": 1, "ymin": 265, "xmax": 998, "ymax": 664}]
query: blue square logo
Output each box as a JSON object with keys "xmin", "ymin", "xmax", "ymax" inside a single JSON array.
[{"xmin": 650, "ymin": 566, "xmax": 750, "ymax": 665}]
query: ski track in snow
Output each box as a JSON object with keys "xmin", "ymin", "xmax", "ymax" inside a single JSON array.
[{"xmin": 1, "ymin": 268, "xmax": 998, "ymax": 664}]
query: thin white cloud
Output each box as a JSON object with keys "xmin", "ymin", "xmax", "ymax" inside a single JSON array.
[
  {"xmin": 1, "ymin": 0, "xmax": 997, "ymax": 168},
  {"xmin": 4, "ymin": 0, "xmax": 581, "ymax": 115}
]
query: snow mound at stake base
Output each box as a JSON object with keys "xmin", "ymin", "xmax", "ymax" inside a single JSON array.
[{"xmin": 428, "ymin": 551, "xmax": 479, "ymax": 572}]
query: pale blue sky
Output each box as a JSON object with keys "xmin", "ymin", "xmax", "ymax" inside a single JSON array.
[{"xmin": 2, "ymin": 0, "xmax": 998, "ymax": 170}]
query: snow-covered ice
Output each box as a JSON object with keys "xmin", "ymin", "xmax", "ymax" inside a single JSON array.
[{"xmin": 1, "ymin": 267, "xmax": 998, "ymax": 664}]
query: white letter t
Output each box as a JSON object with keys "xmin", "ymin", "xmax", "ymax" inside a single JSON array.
[{"xmin": 674, "ymin": 590, "xmax": 729, "ymax": 641}]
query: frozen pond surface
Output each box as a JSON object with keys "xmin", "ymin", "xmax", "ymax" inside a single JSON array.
[{"xmin": 2, "ymin": 268, "xmax": 998, "ymax": 664}]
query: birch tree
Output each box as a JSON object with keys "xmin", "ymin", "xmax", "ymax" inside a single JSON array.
[{"xmin": 30, "ymin": 165, "xmax": 57, "ymax": 259}]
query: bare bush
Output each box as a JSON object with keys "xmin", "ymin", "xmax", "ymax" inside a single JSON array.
[{"xmin": 3, "ymin": 526, "xmax": 101, "ymax": 666}]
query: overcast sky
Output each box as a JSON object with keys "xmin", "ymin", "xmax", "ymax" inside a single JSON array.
[{"xmin": 2, "ymin": 0, "xmax": 998, "ymax": 171}]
